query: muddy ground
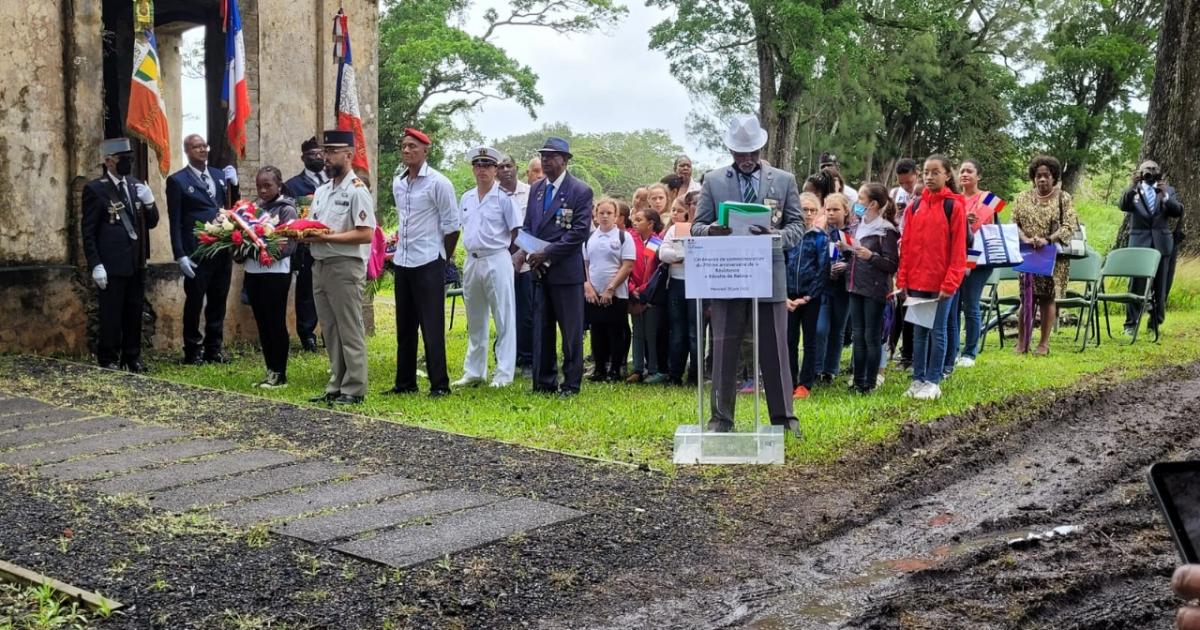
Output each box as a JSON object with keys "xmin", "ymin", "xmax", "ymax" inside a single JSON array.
[{"xmin": 0, "ymin": 355, "xmax": 1195, "ymax": 628}]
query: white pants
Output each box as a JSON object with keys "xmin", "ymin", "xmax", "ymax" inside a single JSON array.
[{"xmin": 462, "ymin": 249, "xmax": 516, "ymax": 383}]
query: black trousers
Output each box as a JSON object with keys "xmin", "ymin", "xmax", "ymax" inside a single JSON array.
[
  {"xmin": 183, "ymin": 253, "xmax": 232, "ymax": 357},
  {"xmin": 586, "ymin": 298, "xmax": 629, "ymax": 378},
  {"xmin": 515, "ymin": 270, "xmax": 534, "ymax": 367},
  {"xmin": 786, "ymin": 296, "xmax": 823, "ymax": 389},
  {"xmin": 97, "ymin": 272, "xmax": 145, "ymax": 366},
  {"xmin": 293, "ymin": 245, "xmax": 318, "ymax": 341},
  {"xmin": 533, "ymin": 281, "xmax": 585, "ymax": 393},
  {"xmin": 245, "ymin": 272, "xmax": 291, "ymax": 375},
  {"xmin": 394, "ymin": 259, "xmax": 449, "ymax": 391},
  {"xmin": 849, "ymin": 294, "xmax": 886, "ymax": 390}
]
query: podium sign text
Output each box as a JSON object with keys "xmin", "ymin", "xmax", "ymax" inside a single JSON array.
[{"xmin": 683, "ymin": 236, "xmax": 773, "ymax": 299}]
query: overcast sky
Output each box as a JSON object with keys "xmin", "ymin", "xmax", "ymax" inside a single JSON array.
[{"xmin": 180, "ymin": 2, "xmax": 725, "ymax": 166}]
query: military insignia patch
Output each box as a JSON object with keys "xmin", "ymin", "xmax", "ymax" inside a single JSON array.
[
  {"xmin": 353, "ymin": 179, "xmax": 366, "ymax": 188},
  {"xmin": 187, "ymin": 186, "xmax": 195, "ymax": 194}
]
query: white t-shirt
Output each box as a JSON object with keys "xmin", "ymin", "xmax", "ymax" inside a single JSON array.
[{"xmin": 584, "ymin": 226, "xmax": 636, "ymax": 299}]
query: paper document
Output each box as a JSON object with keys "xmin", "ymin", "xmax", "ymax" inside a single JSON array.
[
  {"xmin": 515, "ymin": 229, "xmax": 552, "ymax": 254},
  {"xmin": 717, "ymin": 202, "xmax": 771, "ymax": 236},
  {"xmin": 904, "ymin": 296, "xmax": 940, "ymax": 329}
]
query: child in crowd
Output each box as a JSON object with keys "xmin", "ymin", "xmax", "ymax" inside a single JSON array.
[
  {"xmin": 785, "ymin": 192, "xmax": 830, "ymax": 400},
  {"xmin": 846, "ymin": 183, "xmax": 900, "ymax": 393},
  {"xmin": 627, "ymin": 208, "xmax": 666, "ymax": 384},
  {"xmin": 817, "ymin": 192, "xmax": 853, "ymax": 385},
  {"xmin": 658, "ymin": 194, "xmax": 697, "ymax": 385},
  {"xmin": 584, "ymin": 198, "xmax": 636, "ymax": 381}
]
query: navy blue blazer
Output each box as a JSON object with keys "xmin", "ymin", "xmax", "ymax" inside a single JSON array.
[
  {"xmin": 166, "ymin": 165, "xmax": 237, "ymax": 259},
  {"xmin": 81, "ymin": 174, "xmax": 159, "ymax": 277},
  {"xmin": 524, "ymin": 172, "xmax": 593, "ymax": 285},
  {"xmin": 284, "ymin": 171, "xmax": 319, "ymax": 200}
]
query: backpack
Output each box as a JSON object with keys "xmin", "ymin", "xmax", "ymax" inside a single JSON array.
[
  {"xmin": 911, "ymin": 197, "xmax": 971, "ymax": 254},
  {"xmin": 367, "ymin": 226, "xmax": 387, "ymax": 280}
]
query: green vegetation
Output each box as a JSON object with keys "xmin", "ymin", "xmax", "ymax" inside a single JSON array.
[{"xmin": 0, "ymin": 581, "xmax": 103, "ymax": 630}]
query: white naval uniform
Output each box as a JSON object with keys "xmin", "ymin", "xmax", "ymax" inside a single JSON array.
[{"xmin": 460, "ymin": 183, "xmax": 521, "ymax": 384}]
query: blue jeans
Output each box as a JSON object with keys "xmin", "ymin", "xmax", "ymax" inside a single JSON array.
[
  {"xmin": 942, "ymin": 291, "xmax": 961, "ymax": 374},
  {"xmin": 956, "ymin": 265, "xmax": 992, "ymax": 360},
  {"xmin": 816, "ymin": 288, "xmax": 851, "ymax": 376},
  {"xmin": 912, "ymin": 297, "xmax": 953, "ymax": 385},
  {"xmin": 666, "ymin": 278, "xmax": 698, "ymax": 382}
]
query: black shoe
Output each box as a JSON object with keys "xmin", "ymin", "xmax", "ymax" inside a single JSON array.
[
  {"xmin": 786, "ymin": 419, "xmax": 803, "ymax": 438},
  {"xmin": 121, "ymin": 360, "xmax": 147, "ymax": 374},
  {"xmin": 182, "ymin": 354, "xmax": 205, "ymax": 366},
  {"xmin": 301, "ymin": 337, "xmax": 319, "ymax": 352},
  {"xmin": 385, "ymin": 386, "xmax": 418, "ymax": 395},
  {"xmin": 332, "ymin": 394, "xmax": 364, "ymax": 405},
  {"xmin": 557, "ymin": 389, "xmax": 579, "ymax": 398},
  {"xmin": 706, "ymin": 419, "xmax": 733, "ymax": 433},
  {"xmin": 429, "ymin": 388, "xmax": 451, "ymax": 398},
  {"xmin": 99, "ymin": 362, "xmax": 120, "ymax": 370},
  {"xmin": 587, "ymin": 372, "xmax": 608, "ymax": 383},
  {"xmin": 308, "ymin": 392, "xmax": 338, "ymax": 403},
  {"xmin": 817, "ymin": 373, "xmax": 833, "ymax": 385},
  {"xmin": 203, "ymin": 352, "xmax": 228, "ymax": 364},
  {"xmin": 533, "ymin": 386, "xmax": 558, "ymax": 395}
]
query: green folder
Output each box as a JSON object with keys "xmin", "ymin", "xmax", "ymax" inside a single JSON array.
[{"xmin": 717, "ymin": 201, "xmax": 772, "ymax": 229}]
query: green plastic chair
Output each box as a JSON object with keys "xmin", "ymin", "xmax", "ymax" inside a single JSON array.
[
  {"xmin": 1083, "ymin": 247, "xmax": 1162, "ymax": 347},
  {"xmin": 1055, "ymin": 249, "xmax": 1102, "ymax": 350},
  {"xmin": 981, "ymin": 266, "xmax": 1021, "ymax": 350}
]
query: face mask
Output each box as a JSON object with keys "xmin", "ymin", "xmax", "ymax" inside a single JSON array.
[
  {"xmin": 324, "ymin": 163, "xmax": 346, "ymax": 179},
  {"xmin": 303, "ymin": 156, "xmax": 325, "ymax": 173},
  {"xmin": 115, "ymin": 155, "xmax": 133, "ymax": 176},
  {"xmin": 852, "ymin": 202, "xmax": 867, "ymax": 217}
]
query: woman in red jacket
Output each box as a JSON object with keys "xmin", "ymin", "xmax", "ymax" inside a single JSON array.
[{"xmin": 895, "ymin": 155, "xmax": 968, "ymax": 401}]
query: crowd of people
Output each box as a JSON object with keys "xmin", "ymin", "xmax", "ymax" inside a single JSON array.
[{"xmin": 81, "ymin": 112, "xmax": 1184, "ymax": 428}]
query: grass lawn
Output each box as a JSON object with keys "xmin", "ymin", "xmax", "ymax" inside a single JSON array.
[{"xmin": 148, "ymin": 281, "xmax": 1200, "ymax": 469}]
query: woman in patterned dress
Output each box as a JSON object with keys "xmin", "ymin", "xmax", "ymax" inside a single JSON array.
[{"xmin": 1010, "ymin": 155, "xmax": 1078, "ymax": 356}]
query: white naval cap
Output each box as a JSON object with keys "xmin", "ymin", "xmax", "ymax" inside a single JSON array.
[{"xmin": 466, "ymin": 146, "xmax": 503, "ymax": 165}]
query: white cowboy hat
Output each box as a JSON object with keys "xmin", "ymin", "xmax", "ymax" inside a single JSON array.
[{"xmin": 723, "ymin": 114, "xmax": 768, "ymax": 153}]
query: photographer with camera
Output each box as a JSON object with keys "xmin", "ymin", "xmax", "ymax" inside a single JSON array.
[{"xmin": 1119, "ymin": 160, "xmax": 1184, "ymax": 335}]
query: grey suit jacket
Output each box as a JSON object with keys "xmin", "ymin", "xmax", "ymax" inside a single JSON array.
[{"xmin": 691, "ymin": 163, "xmax": 804, "ymax": 302}]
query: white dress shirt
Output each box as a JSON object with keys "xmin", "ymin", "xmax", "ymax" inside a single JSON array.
[
  {"xmin": 461, "ymin": 184, "xmax": 520, "ymax": 253},
  {"xmin": 501, "ymin": 180, "xmax": 531, "ymax": 225},
  {"xmin": 188, "ymin": 164, "xmax": 216, "ymax": 198},
  {"xmin": 391, "ymin": 162, "xmax": 460, "ymax": 268}
]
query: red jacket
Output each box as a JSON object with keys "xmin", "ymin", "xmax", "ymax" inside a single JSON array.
[
  {"xmin": 627, "ymin": 229, "xmax": 659, "ymax": 297},
  {"xmin": 896, "ymin": 186, "xmax": 968, "ymax": 295}
]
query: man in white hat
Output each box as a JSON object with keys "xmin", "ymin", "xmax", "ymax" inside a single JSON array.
[
  {"xmin": 691, "ymin": 114, "xmax": 804, "ymax": 436},
  {"xmin": 454, "ymin": 146, "xmax": 521, "ymax": 387}
]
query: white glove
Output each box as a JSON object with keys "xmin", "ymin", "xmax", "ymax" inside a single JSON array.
[
  {"xmin": 177, "ymin": 256, "xmax": 197, "ymax": 279},
  {"xmin": 223, "ymin": 165, "xmax": 239, "ymax": 186},
  {"xmin": 92, "ymin": 264, "xmax": 108, "ymax": 290},
  {"xmin": 135, "ymin": 183, "xmax": 155, "ymax": 205}
]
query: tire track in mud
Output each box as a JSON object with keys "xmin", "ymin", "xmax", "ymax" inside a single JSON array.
[{"xmin": 550, "ymin": 366, "xmax": 1200, "ymax": 629}]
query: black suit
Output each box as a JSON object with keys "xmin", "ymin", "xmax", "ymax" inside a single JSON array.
[
  {"xmin": 166, "ymin": 165, "xmax": 238, "ymax": 359},
  {"xmin": 1121, "ymin": 182, "xmax": 1185, "ymax": 328},
  {"xmin": 81, "ymin": 173, "xmax": 159, "ymax": 366},
  {"xmin": 284, "ymin": 170, "xmax": 323, "ymax": 344}
]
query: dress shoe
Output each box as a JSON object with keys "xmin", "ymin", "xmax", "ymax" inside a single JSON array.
[
  {"xmin": 99, "ymin": 362, "xmax": 120, "ymax": 370},
  {"xmin": 203, "ymin": 352, "xmax": 228, "ymax": 364},
  {"xmin": 182, "ymin": 355, "xmax": 205, "ymax": 366},
  {"xmin": 301, "ymin": 337, "xmax": 319, "ymax": 352},
  {"xmin": 308, "ymin": 392, "xmax": 338, "ymax": 403},
  {"xmin": 429, "ymin": 388, "xmax": 451, "ymax": 398},
  {"xmin": 121, "ymin": 360, "xmax": 148, "ymax": 374},
  {"xmin": 385, "ymin": 386, "xmax": 418, "ymax": 395},
  {"xmin": 706, "ymin": 419, "xmax": 733, "ymax": 433},
  {"xmin": 786, "ymin": 419, "xmax": 803, "ymax": 438},
  {"xmin": 557, "ymin": 389, "xmax": 579, "ymax": 398},
  {"xmin": 332, "ymin": 394, "xmax": 364, "ymax": 405}
]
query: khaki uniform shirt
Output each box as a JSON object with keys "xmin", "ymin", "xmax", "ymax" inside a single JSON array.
[{"xmin": 310, "ymin": 174, "xmax": 376, "ymax": 261}]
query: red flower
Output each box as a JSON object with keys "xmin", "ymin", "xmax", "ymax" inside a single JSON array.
[
  {"xmin": 258, "ymin": 250, "xmax": 274, "ymax": 266},
  {"xmin": 198, "ymin": 233, "xmax": 217, "ymax": 245},
  {"xmin": 230, "ymin": 230, "xmax": 244, "ymax": 246},
  {"xmin": 254, "ymin": 224, "xmax": 265, "ymax": 237}
]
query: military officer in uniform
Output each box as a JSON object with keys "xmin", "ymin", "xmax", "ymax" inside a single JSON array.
[
  {"xmin": 454, "ymin": 146, "xmax": 521, "ymax": 388},
  {"xmin": 166, "ymin": 133, "xmax": 239, "ymax": 364},
  {"xmin": 81, "ymin": 137, "xmax": 160, "ymax": 371},
  {"xmin": 301, "ymin": 130, "xmax": 376, "ymax": 405},
  {"xmin": 283, "ymin": 136, "xmax": 326, "ymax": 352}
]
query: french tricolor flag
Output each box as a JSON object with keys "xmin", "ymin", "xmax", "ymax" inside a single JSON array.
[
  {"xmin": 334, "ymin": 10, "xmax": 370, "ymax": 175},
  {"xmin": 221, "ymin": 0, "xmax": 250, "ymax": 159},
  {"xmin": 981, "ymin": 192, "xmax": 1007, "ymax": 215}
]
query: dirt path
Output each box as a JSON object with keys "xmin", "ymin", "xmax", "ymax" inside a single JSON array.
[{"xmin": 545, "ymin": 366, "xmax": 1200, "ymax": 629}]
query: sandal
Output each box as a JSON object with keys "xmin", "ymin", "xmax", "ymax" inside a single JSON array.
[{"xmin": 1033, "ymin": 346, "xmax": 1050, "ymax": 356}]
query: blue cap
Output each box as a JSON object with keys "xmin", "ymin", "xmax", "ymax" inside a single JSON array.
[{"xmin": 537, "ymin": 137, "xmax": 573, "ymax": 159}]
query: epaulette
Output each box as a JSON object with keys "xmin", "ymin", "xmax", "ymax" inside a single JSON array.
[{"xmin": 353, "ymin": 178, "xmax": 366, "ymax": 188}]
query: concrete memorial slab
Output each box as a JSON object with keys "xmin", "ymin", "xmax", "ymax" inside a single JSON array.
[
  {"xmin": 41, "ymin": 439, "xmax": 241, "ymax": 481},
  {"xmin": 333, "ymin": 498, "xmax": 585, "ymax": 568},
  {"xmin": 210, "ymin": 474, "xmax": 431, "ymax": 526},
  {"xmin": 0, "ymin": 416, "xmax": 131, "ymax": 450},
  {"xmin": 0, "ymin": 426, "xmax": 186, "ymax": 467},
  {"xmin": 0, "ymin": 408, "xmax": 92, "ymax": 432},
  {"xmin": 149, "ymin": 461, "xmax": 356, "ymax": 512},
  {"xmin": 93, "ymin": 449, "xmax": 296, "ymax": 495},
  {"xmin": 273, "ymin": 489, "xmax": 500, "ymax": 543},
  {"xmin": 0, "ymin": 397, "xmax": 54, "ymax": 416}
]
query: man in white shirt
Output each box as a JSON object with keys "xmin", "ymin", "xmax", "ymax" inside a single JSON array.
[
  {"xmin": 454, "ymin": 147, "xmax": 521, "ymax": 388},
  {"xmin": 889, "ymin": 157, "xmax": 918, "ymax": 211},
  {"xmin": 498, "ymin": 155, "xmax": 535, "ymax": 374},
  {"xmin": 388, "ymin": 128, "xmax": 460, "ymax": 396}
]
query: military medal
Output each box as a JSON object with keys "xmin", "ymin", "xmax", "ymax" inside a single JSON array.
[
  {"xmin": 188, "ymin": 186, "xmax": 195, "ymax": 194},
  {"xmin": 107, "ymin": 199, "xmax": 126, "ymax": 224}
]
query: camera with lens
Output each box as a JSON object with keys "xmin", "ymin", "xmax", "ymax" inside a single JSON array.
[{"xmin": 1142, "ymin": 171, "xmax": 1163, "ymax": 184}]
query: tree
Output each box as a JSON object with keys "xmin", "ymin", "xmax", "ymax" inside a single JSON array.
[
  {"xmin": 1013, "ymin": 0, "xmax": 1159, "ymax": 193},
  {"xmin": 376, "ymin": 0, "xmax": 627, "ymax": 224},
  {"xmin": 1115, "ymin": 0, "xmax": 1200, "ymax": 253}
]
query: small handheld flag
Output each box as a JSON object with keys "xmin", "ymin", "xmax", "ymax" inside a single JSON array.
[{"xmin": 981, "ymin": 192, "xmax": 1006, "ymax": 215}]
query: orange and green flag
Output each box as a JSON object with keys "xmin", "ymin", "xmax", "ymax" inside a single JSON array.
[{"xmin": 126, "ymin": 0, "xmax": 170, "ymax": 176}]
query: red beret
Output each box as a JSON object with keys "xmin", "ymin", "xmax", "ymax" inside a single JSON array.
[{"xmin": 404, "ymin": 128, "xmax": 431, "ymax": 145}]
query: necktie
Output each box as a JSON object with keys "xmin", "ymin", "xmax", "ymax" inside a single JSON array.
[
  {"xmin": 200, "ymin": 172, "xmax": 215, "ymax": 199},
  {"xmin": 543, "ymin": 183, "xmax": 555, "ymax": 212},
  {"xmin": 741, "ymin": 174, "xmax": 757, "ymax": 203},
  {"xmin": 1143, "ymin": 183, "xmax": 1158, "ymax": 214},
  {"xmin": 117, "ymin": 181, "xmax": 138, "ymax": 240}
]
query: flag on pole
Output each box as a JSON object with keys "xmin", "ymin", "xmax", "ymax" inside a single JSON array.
[
  {"xmin": 221, "ymin": 0, "xmax": 250, "ymax": 158},
  {"xmin": 333, "ymin": 9, "xmax": 369, "ymax": 175},
  {"xmin": 126, "ymin": 0, "xmax": 170, "ymax": 176}
]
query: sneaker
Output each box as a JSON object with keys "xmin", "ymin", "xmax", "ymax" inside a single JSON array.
[
  {"xmin": 626, "ymin": 372, "xmax": 643, "ymax": 384},
  {"xmin": 846, "ymin": 376, "xmax": 854, "ymax": 387},
  {"xmin": 914, "ymin": 382, "xmax": 942, "ymax": 400},
  {"xmin": 258, "ymin": 371, "xmax": 288, "ymax": 389},
  {"xmin": 644, "ymin": 373, "xmax": 669, "ymax": 385},
  {"xmin": 737, "ymin": 379, "xmax": 756, "ymax": 394},
  {"xmin": 903, "ymin": 381, "xmax": 925, "ymax": 398},
  {"xmin": 488, "ymin": 381, "xmax": 509, "ymax": 389},
  {"xmin": 792, "ymin": 384, "xmax": 811, "ymax": 400},
  {"xmin": 451, "ymin": 376, "xmax": 484, "ymax": 388},
  {"xmin": 955, "ymin": 356, "xmax": 976, "ymax": 368}
]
